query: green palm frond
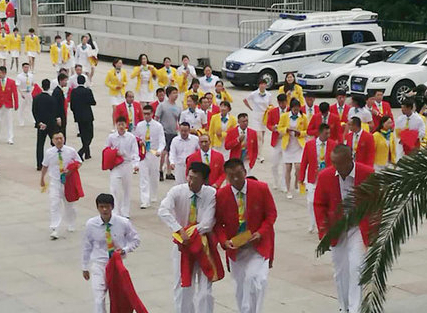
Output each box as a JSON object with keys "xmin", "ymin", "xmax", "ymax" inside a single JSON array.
[{"xmin": 316, "ymin": 148, "xmax": 427, "ymax": 313}]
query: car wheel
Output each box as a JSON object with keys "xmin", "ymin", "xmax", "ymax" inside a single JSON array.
[
  {"xmin": 258, "ymin": 70, "xmax": 277, "ymax": 89},
  {"xmin": 391, "ymin": 80, "xmax": 415, "ymax": 107},
  {"xmin": 230, "ymin": 81, "xmax": 245, "ymax": 88},
  {"xmin": 333, "ymin": 76, "xmax": 349, "ymax": 94}
]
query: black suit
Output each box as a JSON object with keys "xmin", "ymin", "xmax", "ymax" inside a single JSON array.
[
  {"xmin": 70, "ymin": 85, "xmax": 96, "ymax": 158},
  {"xmin": 52, "ymin": 86, "xmax": 67, "ymax": 140},
  {"xmin": 32, "ymin": 92, "xmax": 60, "ymax": 168}
]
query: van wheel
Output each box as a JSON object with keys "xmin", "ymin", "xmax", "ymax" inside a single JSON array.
[
  {"xmin": 333, "ymin": 76, "xmax": 349, "ymax": 94},
  {"xmin": 258, "ymin": 70, "xmax": 277, "ymax": 89},
  {"xmin": 391, "ymin": 80, "xmax": 415, "ymax": 107}
]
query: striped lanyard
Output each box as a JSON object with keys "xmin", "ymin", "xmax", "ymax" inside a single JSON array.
[
  {"xmin": 338, "ymin": 105, "xmax": 343, "ymax": 119},
  {"xmin": 240, "ymin": 130, "xmax": 247, "ymax": 161},
  {"xmin": 237, "ymin": 191, "xmax": 246, "ymax": 233},
  {"xmin": 405, "ymin": 116, "xmax": 410, "ymax": 129},
  {"xmin": 145, "ymin": 123, "xmax": 150, "ymax": 150},
  {"xmin": 128, "ymin": 104, "xmax": 133, "ymax": 132},
  {"xmin": 105, "ymin": 223, "xmax": 115, "ymax": 258},
  {"xmin": 204, "ymin": 152, "xmax": 209, "ymax": 165},
  {"xmin": 188, "ymin": 194, "xmax": 197, "ymax": 226},
  {"xmin": 26, "ymin": 74, "xmax": 31, "ymax": 92},
  {"xmin": 318, "ymin": 142, "xmax": 326, "ymax": 170},
  {"xmin": 58, "ymin": 150, "xmax": 66, "ymax": 184},
  {"xmin": 353, "ymin": 133, "xmax": 359, "ymax": 158}
]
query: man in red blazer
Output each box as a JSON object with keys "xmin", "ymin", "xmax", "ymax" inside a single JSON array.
[
  {"xmin": 307, "ymin": 102, "xmax": 342, "ymax": 142},
  {"xmin": 225, "ymin": 113, "xmax": 258, "ymax": 175},
  {"xmin": 199, "ymin": 95, "xmax": 220, "ymax": 129},
  {"xmin": 114, "ymin": 91, "xmax": 143, "ymax": 133},
  {"xmin": 314, "ymin": 144, "xmax": 374, "ymax": 313},
  {"xmin": 301, "ymin": 91, "xmax": 319, "ymax": 123},
  {"xmin": 0, "ymin": 66, "xmax": 18, "ymax": 144},
  {"xmin": 186, "ymin": 134, "xmax": 225, "ymax": 188},
  {"xmin": 215, "ymin": 158, "xmax": 277, "ymax": 313},
  {"xmin": 330, "ymin": 89, "xmax": 350, "ymax": 136},
  {"xmin": 266, "ymin": 93, "xmax": 288, "ymax": 190},
  {"xmin": 300, "ymin": 123, "xmax": 336, "ymax": 233},
  {"xmin": 345, "ymin": 116, "xmax": 375, "ymax": 167},
  {"xmin": 367, "ymin": 89, "xmax": 394, "ymax": 130},
  {"xmin": 149, "ymin": 87, "xmax": 165, "ymax": 118}
]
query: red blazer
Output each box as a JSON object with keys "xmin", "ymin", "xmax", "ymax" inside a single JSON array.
[
  {"xmin": 114, "ymin": 101, "xmax": 143, "ymax": 128},
  {"xmin": 225, "ymin": 126, "xmax": 258, "ymax": 169},
  {"xmin": 330, "ymin": 103, "xmax": 350, "ymax": 125},
  {"xmin": 301, "ymin": 105, "xmax": 319, "ymax": 120},
  {"xmin": 371, "ymin": 101, "xmax": 394, "ymax": 130},
  {"xmin": 148, "ymin": 100, "xmax": 159, "ymax": 118},
  {"xmin": 266, "ymin": 107, "xmax": 283, "ymax": 147},
  {"xmin": 186, "ymin": 149, "xmax": 226, "ymax": 188},
  {"xmin": 299, "ymin": 138, "xmax": 336, "ymax": 184},
  {"xmin": 345, "ymin": 130, "xmax": 375, "ymax": 167},
  {"xmin": 0, "ymin": 22, "xmax": 9, "ymax": 34},
  {"xmin": 307, "ymin": 112, "xmax": 342, "ymax": 142},
  {"xmin": 6, "ymin": 3, "xmax": 15, "ymax": 18},
  {"xmin": 0, "ymin": 78, "xmax": 18, "ymax": 109},
  {"xmin": 204, "ymin": 104, "xmax": 220, "ymax": 129},
  {"xmin": 214, "ymin": 179, "xmax": 277, "ymax": 262},
  {"xmin": 314, "ymin": 163, "xmax": 374, "ymax": 246}
]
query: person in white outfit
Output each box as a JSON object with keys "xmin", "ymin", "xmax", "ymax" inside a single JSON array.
[
  {"xmin": 75, "ymin": 35, "xmax": 92, "ymax": 77},
  {"xmin": 134, "ymin": 104, "xmax": 166, "ymax": 209},
  {"xmin": 61, "ymin": 32, "xmax": 76, "ymax": 75},
  {"xmin": 82, "ymin": 193, "xmax": 140, "ymax": 313},
  {"xmin": 169, "ymin": 122, "xmax": 199, "ymax": 184},
  {"xmin": 179, "ymin": 94, "xmax": 207, "ymax": 135},
  {"xmin": 199, "ymin": 65, "xmax": 219, "ymax": 93},
  {"xmin": 68, "ymin": 64, "xmax": 89, "ymax": 90},
  {"xmin": 86, "ymin": 33, "xmax": 99, "ymax": 83},
  {"xmin": 158, "ymin": 162, "xmax": 217, "ymax": 313},
  {"xmin": 177, "ymin": 54, "xmax": 197, "ymax": 91},
  {"xmin": 105, "ymin": 116, "xmax": 139, "ymax": 218},
  {"xmin": 15, "ymin": 62, "xmax": 34, "ymax": 126},
  {"xmin": 40, "ymin": 131, "xmax": 82, "ymax": 240}
]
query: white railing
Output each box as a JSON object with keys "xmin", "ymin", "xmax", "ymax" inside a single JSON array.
[
  {"xmin": 239, "ymin": 19, "xmax": 273, "ymax": 46},
  {"xmin": 36, "ymin": 0, "xmax": 91, "ymax": 27}
]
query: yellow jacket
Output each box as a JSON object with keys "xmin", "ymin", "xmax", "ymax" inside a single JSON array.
[
  {"xmin": 0, "ymin": 0, "xmax": 5, "ymax": 12},
  {"xmin": 183, "ymin": 88, "xmax": 205, "ymax": 110},
  {"xmin": 420, "ymin": 113, "xmax": 427, "ymax": 147},
  {"xmin": 0, "ymin": 34, "xmax": 9, "ymax": 52},
  {"xmin": 8, "ymin": 34, "xmax": 21, "ymax": 51},
  {"xmin": 277, "ymin": 112, "xmax": 308, "ymax": 150},
  {"xmin": 130, "ymin": 65, "xmax": 156, "ymax": 92},
  {"xmin": 24, "ymin": 35, "xmax": 40, "ymax": 53},
  {"xmin": 105, "ymin": 68, "xmax": 128, "ymax": 96},
  {"xmin": 279, "ymin": 84, "xmax": 305, "ymax": 107},
  {"xmin": 157, "ymin": 66, "xmax": 185, "ymax": 91},
  {"xmin": 213, "ymin": 90, "xmax": 233, "ymax": 104},
  {"xmin": 49, "ymin": 43, "xmax": 67, "ymax": 65},
  {"xmin": 373, "ymin": 131, "xmax": 396, "ymax": 166},
  {"xmin": 209, "ymin": 113, "xmax": 237, "ymax": 147}
]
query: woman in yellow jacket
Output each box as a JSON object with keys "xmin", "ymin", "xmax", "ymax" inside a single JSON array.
[
  {"xmin": 278, "ymin": 72, "xmax": 305, "ymax": 107},
  {"xmin": 49, "ymin": 35, "xmax": 67, "ymax": 74},
  {"xmin": 209, "ymin": 101, "xmax": 237, "ymax": 160},
  {"xmin": 156, "ymin": 56, "xmax": 185, "ymax": 92},
  {"xmin": 24, "ymin": 28, "xmax": 40, "ymax": 72},
  {"xmin": 277, "ymin": 98, "xmax": 308, "ymax": 199},
  {"xmin": 105, "ymin": 58, "xmax": 128, "ymax": 130},
  {"xmin": 130, "ymin": 53, "xmax": 156, "ymax": 105},
  {"xmin": 373, "ymin": 115, "xmax": 396, "ymax": 172},
  {"xmin": 183, "ymin": 78, "xmax": 204, "ymax": 110},
  {"xmin": 8, "ymin": 27, "xmax": 20, "ymax": 72},
  {"xmin": 0, "ymin": 27, "xmax": 9, "ymax": 67},
  {"xmin": 213, "ymin": 80, "xmax": 233, "ymax": 105}
]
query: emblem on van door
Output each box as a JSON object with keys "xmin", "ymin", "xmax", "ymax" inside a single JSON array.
[{"xmin": 321, "ymin": 33, "xmax": 332, "ymax": 44}]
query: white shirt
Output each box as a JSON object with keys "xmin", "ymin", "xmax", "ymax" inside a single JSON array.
[
  {"xmin": 395, "ymin": 113, "xmax": 426, "ymax": 139},
  {"xmin": 199, "ymin": 74, "xmax": 219, "ymax": 93},
  {"xmin": 105, "ymin": 131, "xmax": 139, "ymax": 167},
  {"xmin": 179, "ymin": 108, "xmax": 207, "ymax": 130},
  {"xmin": 348, "ymin": 107, "xmax": 373, "ymax": 123},
  {"xmin": 134, "ymin": 119, "xmax": 166, "ymax": 152},
  {"xmin": 158, "ymin": 184, "xmax": 216, "ymax": 233},
  {"xmin": 169, "ymin": 134, "xmax": 199, "ymax": 165},
  {"xmin": 246, "ymin": 89, "xmax": 272, "ymax": 113},
  {"xmin": 200, "ymin": 149, "xmax": 211, "ymax": 164},
  {"xmin": 336, "ymin": 163, "xmax": 356, "ymax": 201},
  {"xmin": 68, "ymin": 73, "xmax": 89, "ymax": 89},
  {"xmin": 81, "ymin": 214, "xmax": 140, "ymax": 270},
  {"xmin": 15, "ymin": 72, "xmax": 34, "ymax": 92},
  {"xmin": 177, "ymin": 64, "xmax": 197, "ymax": 86},
  {"xmin": 75, "ymin": 43, "xmax": 92, "ymax": 67},
  {"xmin": 42, "ymin": 145, "xmax": 82, "ymax": 182}
]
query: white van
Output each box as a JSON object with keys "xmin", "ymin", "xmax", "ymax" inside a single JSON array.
[{"xmin": 222, "ymin": 9, "xmax": 383, "ymax": 89}]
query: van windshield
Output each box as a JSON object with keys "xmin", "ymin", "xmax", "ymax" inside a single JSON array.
[
  {"xmin": 386, "ymin": 47, "xmax": 427, "ymax": 65},
  {"xmin": 323, "ymin": 47, "xmax": 364, "ymax": 64},
  {"xmin": 245, "ymin": 31, "xmax": 287, "ymax": 51}
]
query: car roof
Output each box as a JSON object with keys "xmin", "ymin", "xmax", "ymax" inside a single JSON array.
[
  {"xmin": 407, "ymin": 41, "xmax": 427, "ymax": 47},
  {"xmin": 344, "ymin": 41, "xmax": 408, "ymax": 49}
]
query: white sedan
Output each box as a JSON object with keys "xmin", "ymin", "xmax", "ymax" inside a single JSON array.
[
  {"xmin": 296, "ymin": 42, "xmax": 405, "ymax": 94},
  {"xmin": 349, "ymin": 42, "xmax": 427, "ymax": 106}
]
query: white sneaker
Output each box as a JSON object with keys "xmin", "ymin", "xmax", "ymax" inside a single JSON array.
[
  {"xmin": 7, "ymin": 140, "xmax": 13, "ymax": 145},
  {"xmin": 259, "ymin": 157, "xmax": 265, "ymax": 163},
  {"xmin": 308, "ymin": 225, "xmax": 315, "ymax": 233},
  {"xmin": 50, "ymin": 230, "xmax": 59, "ymax": 240},
  {"xmin": 286, "ymin": 193, "xmax": 293, "ymax": 199},
  {"xmin": 111, "ymin": 129, "xmax": 115, "ymax": 133},
  {"xmin": 271, "ymin": 184, "xmax": 278, "ymax": 190}
]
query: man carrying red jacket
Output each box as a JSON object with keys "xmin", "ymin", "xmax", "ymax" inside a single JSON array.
[
  {"xmin": 345, "ymin": 116, "xmax": 375, "ymax": 167},
  {"xmin": 367, "ymin": 89, "xmax": 394, "ymax": 130},
  {"xmin": 225, "ymin": 113, "xmax": 258, "ymax": 175},
  {"xmin": 330, "ymin": 89, "xmax": 350, "ymax": 137},
  {"xmin": 307, "ymin": 102, "xmax": 342, "ymax": 142},
  {"xmin": 215, "ymin": 158, "xmax": 277, "ymax": 313},
  {"xmin": 299, "ymin": 123, "xmax": 336, "ymax": 233},
  {"xmin": 0, "ymin": 65, "xmax": 18, "ymax": 144},
  {"xmin": 186, "ymin": 134, "xmax": 225, "ymax": 189},
  {"xmin": 314, "ymin": 144, "xmax": 374, "ymax": 313},
  {"xmin": 114, "ymin": 91, "xmax": 143, "ymax": 133}
]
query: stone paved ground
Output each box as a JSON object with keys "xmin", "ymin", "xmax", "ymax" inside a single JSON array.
[{"xmin": 0, "ymin": 51, "xmax": 426, "ymax": 312}]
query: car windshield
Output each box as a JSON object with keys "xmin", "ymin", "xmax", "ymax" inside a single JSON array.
[
  {"xmin": 386, "ymin": 47, "xmax": 427, "ymax": 64},
  {"xmin": 245, "ymin": 31, "xmax": 287, "ymax": 51},
  {"xmin": 323, "ymin": 47, "xmax": 365, "ymax": 64}
]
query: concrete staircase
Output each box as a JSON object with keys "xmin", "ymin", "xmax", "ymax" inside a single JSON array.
[{"xmin": 39, "ymin": 1, "xmax": 271, "ymax": 70}]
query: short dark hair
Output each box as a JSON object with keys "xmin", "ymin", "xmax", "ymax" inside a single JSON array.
[
  {"xmin": 277, "ymin": 93, "xmax": 287, "ymax": 102},
  {"xmin": 401, "ymin": 98, "xmax": 415, "ymax": 109},
  {"xmin": 333, "ymin": 144, "xmax": 352, "ymax": 157},
  {"xmin": 203, "ymin": 65, "xmax": 212, "ymax": 71},
  {"xmin": 125, "ymin": 90, "xmax": 134, "ymax": 98},
  {"xmin": 77, "ymin": 75, "xmax": 86, "ymax": 85},
  {"xmin": 215, "ymin": 80, "xmax": 224, "ymax": 87},
  {"xmin": 351, "ymin": 94, "xmax": 366, "ymax": 108},
  {"xmin": 319, "ymin": 102, "xmax": 330, "ymax": 114},
  {"xmin": 58, "ymin": 73, "xmax": 68, "ymax": 82},
  {"xmin": 59, "ymin": 68, "xmax": 68, "ymax": 74},
  {"xmin": 258, "ymin": 78, "xmax": 267, "ymax": 85},
  {"xmin": 187, "ymin": 94, "xmax": 199, "ymax": 104},
  {"xmin": 237, "ymin": 113, "xmax": 248, "ymax": 120},
  {"xmin": 224, "ymin": 158, "xmax": 245, "ymax": 171},
  {"xmin": 52, "ymin": 130, "xmax": 64, "ymax": 137},
  {"xmin": 199, "ymin": 96, "xmax": 208, "ymax": 103},
  {"xmin": 319, "ymin": 123, "xmax": 330, "ymax": 133},
  {"xmin": 336, "ymin": 89, "xmax": 347, "ymax": 97},
  {"xmin": 166, "ymin": 86, "xmax": 177, "ymax": 97},
  {"xmin": 204, "ymin": 92, "xmax": 213, "ymax": 98},
  {"xmin": 13, "ymin": 27, "xmax": 18, "ymax": 32},
  {"xmin": 112, "ymin": 58, "xmax": 121, "ymax": 67},
  {"xmin": 181, "ymin": 55, "xmax": 189, "ymax": 61},
  {"xmin": 289, "ymin": 98, "xmax": 301, "ymax": 109},
  {"xmin": 180, "ymin": 122, "xmax": 190, "ymax": 128},
  {"xmin": 219, "ymin": 101, "xmax": 231, "ymax": 110},
  {"xmin": 22, "ymin": 62, "xmax": 30, "ymax": 67},
  {"xmin": 116, "ymin": 116, "xmax": 127, "ymax": 124},
  {"xmin": 54, "ymin": 35, "xmax": 61, "ymax": 40},
  {"xmin": 96, "ymin": 193, "xmax": 114, "ymax": 208},
  {"xmin": 351, "ymin": 116, "xmax": 362, "ymax": 128},
  {"xmin": 190, "ymin": 78, "xmax": 200, "ymax": 89},
  {"xmin": 163, "ymin": 57, "xmax": 171, "ymax": 63},
  {"xmin": 65, "ymin": 31, "xmax": 72, "ymax": 38},
  {"xmin": 41, "ymin": 79, "xmax": 51, "ymax": 91},
  {"xmin": 29, "ymin": 28, "xmax": 35, "ymax": 33},
  {"xmin": 156, "ymin": 87, "xmax": 165, "ymax": 95},
  {"xmin": 75, "ymin": 64, "xmax": 82, "ymax": 69},
  {"xmin": 0, "ymin": 66, "xmax": 6, "ymax": 73},
  {"xmin": 143, "ymin": 104, "xmax": 153, "ymax": 112},
  {"xmin": 189, "ymin": 162, "xmax": 211, "ymax": 180}
]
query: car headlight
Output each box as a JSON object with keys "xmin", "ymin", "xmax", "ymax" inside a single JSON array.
[
  {"xmin": 240, "ymin": 62, "xmax": 257, "ymax": 71},
  {"xmin": 314, "ymin": 72, "xmax": 330, "ymax": 79},
  {"xmin": 372, "ymin": 76, "xmax": 390, "ymax": 83}
]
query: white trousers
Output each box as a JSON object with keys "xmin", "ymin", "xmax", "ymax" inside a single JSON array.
[
  {"xmin": 271, "ymin": 143, "xmax": 285, "ymax": 189},
  {"xmin": 229, "ymin": 247, "xmax": 269, "ymax": 313},
  {"xmin": 110, "ymin": 162, "xmax": 133, "ymax": 218},
  {"xmin": 174, "ymin": 163, "xmax": 187, "ymax": 185},
  {"xmin": 0, "ymin": 106, "xmax": 13, "ymax": 142},
  {"xmin": 139, "ymin": 153, "xmax": 160, "ymax": 206},
  {"xmin": 172, "ymin": 245, "xmax": 214, "ymax": 313},
  {"xmin": 18, "ymin": 92, "xmax": 33, "ymax": 126},
  {"xmin": 306, "ymin": 183, "xmax": 316, "ymax": 229},
  {"xmin": 48, "ymin": 181, "xmax": 76, "ymax": 230},
  {"xmin": 331, "ymin": 228, "xmax": 366, "ymax": 313},
  {"xmin": 243, "ymin": 159, "xmax": 252, "ymax": 177},
  {"xmin": 90, "ymin": 262, "xmax": 108, "ymax": 313}
]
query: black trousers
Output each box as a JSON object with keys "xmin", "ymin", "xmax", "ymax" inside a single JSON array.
[
  {"xmin": 36, "ymin": 128, "xmax": 54, "ymax": 168},
  {"xmin": 77, "ymin": 121, "xmax": 93, "ymax": 158}
]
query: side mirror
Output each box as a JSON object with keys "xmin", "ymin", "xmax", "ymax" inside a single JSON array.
[{"xmin": 357, "ymin": 59, "xmax": 369, "ymax": 66}]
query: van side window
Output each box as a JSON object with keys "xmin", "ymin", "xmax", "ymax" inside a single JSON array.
[
  {"xmin": 341, "ymin": 31, "xmax": 376, "ymax": 46},
  {"xmin": 274, "ymin": 33, "xmax": 306, "ymax": 55}
]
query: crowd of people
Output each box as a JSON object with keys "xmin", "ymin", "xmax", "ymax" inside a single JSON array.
[{"xmin": 2, "ymin": 26, "xmax": 427, "ymax": 313}]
